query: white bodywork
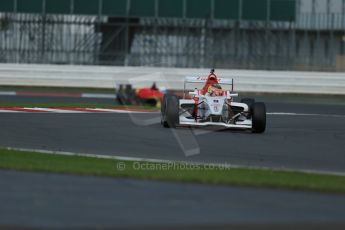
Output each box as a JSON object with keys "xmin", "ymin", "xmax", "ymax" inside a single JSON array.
[{"xmin": 178, "ymin": 76, "xmax": 252, "ymax": 129}]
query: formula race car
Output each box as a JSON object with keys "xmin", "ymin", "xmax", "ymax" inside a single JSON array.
[
  {"xmin": 161, "ymin": 69, "xmax": 266, "ymax": 133},
  {"xmin": 116, "ymin": 83, "xmax": 164, "ymax": 107}
]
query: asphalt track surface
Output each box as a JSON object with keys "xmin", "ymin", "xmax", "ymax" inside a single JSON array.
[
  {"xmin": 0, "ymin": 170, "xmax": 345, "ymax": 229},
  {"xmin": 0, "ymin": 97, "xmax": 345, "ymax": 173},
  {"xmin": 1, "ymin": 95, "xmax": 345, "ymax": 229}
]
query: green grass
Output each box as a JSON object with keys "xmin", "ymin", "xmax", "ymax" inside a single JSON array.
[
  {"xmin": 1, "ymin": 149, "xmax": 345, "ymax": 194},
  {"xmin": 0, "ymin": 103, "xmax": 158, "ymax": 110}
]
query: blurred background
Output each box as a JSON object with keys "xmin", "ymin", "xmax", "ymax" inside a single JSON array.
[
  {"xmin": 0, "ymin": 0, "xmax": 345, "ymax": 71},
  {"xmin": 0, "ymin": 2, "xmax": 345, "ymax": 230}
]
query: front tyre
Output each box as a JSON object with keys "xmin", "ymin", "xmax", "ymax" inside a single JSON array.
[
  {"xmin": 252, "ymin": 102, "xmax": 266, "ymax": 133},
  {"xmin": 161, "ymin": 95, "xmax": 179, "ymax": 128}
]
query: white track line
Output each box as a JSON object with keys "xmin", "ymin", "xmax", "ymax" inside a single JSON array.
[
  {"xmin": 0, "ymin": 109, "xmax": 20, "ymax": 113},
  {"xmin": 32, "ymin": 108, "xmax": 85, "ymax": 113},
  {"xmin": 85, "ymin": 108, "xmax": 155, "ymax": 113},
  {"xmin": 81, "ymin": 93, "xmax": 116, "ymax": 99},
  {"xmin": 0, "ymin": 91, "xmax": 16, "ymax": 96},
  {"xmin": 4, "ymin": 147, "xmax": 345, "ymax": 177},
  {"xmin": 267, "ymin": 112, "xmax": 345, "ymax": 118},
  {"xmin": 0, "ymin": 108, "xmax": 158, "ymax": 113},
  {"xmin": 0, "ymin": 91, "xmax": 116, "ymax": 99}
]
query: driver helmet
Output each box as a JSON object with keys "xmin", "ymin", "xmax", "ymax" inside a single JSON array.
[{"xmin": 212, "ymin": 83, "xmax": 222, "ymax": 89}]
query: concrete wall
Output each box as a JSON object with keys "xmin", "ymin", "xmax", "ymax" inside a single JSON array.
[{"xmin": 0, "ymin": 64, "xmax": 344, "ymax": 95}]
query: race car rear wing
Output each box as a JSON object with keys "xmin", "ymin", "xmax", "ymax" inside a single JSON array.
[
  {"xmin": 184, "ymin": 76, "xmax": 234, "ymax": 84},
  {"xmin": 184, "ymin": 76, "xmax": 234, "ymax": 95}
]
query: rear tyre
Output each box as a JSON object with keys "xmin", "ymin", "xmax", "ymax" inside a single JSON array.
[
  {"xmin": 116, "ymin": 84, "xmax": 125, "ymax": 105},
  {"xmin": 116, "ymin": 84, "xmax": 137, "ymax": 105},
  {"xmin": 161, "ymin": 94, "xmax": 169, "ymax": 127},
  {"xmin": 252, "ymin": 102, "xmax": 266, "ymax": 133},
  {"xmin": 161, "ymin": 95, "xmax": 179, "ymax": 128}
]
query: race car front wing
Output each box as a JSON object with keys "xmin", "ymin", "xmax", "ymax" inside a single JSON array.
[{"xmin": 179, "ymin": 116, "xmax": 252, "ymax": 129}]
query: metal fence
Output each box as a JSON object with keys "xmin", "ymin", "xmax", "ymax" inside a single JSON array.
[{"xmin": 0, "ymin": 12, "xmax": 345, "ymax": 71}]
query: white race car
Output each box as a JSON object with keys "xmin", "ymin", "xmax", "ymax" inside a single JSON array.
[{"xmin": 161, "ymin": 69, "xmax": 266, "ymax": 133}]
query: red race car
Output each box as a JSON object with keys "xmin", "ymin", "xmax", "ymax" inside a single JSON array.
[{"xmin": 116, "ymin": 83, "xmax": 164, "ymax": 107}]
